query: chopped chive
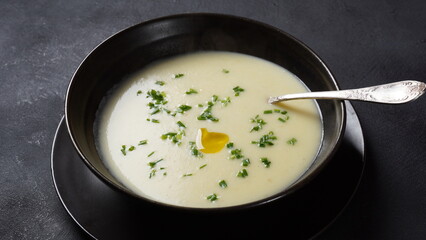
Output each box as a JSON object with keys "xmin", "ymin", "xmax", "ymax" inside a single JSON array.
[
  {"xmin": 137, "ymin": 90, "xmax": 142, "ymax": 96},
  {"xmin": 182, "ymin": 173, "xmax": 193, "ymax": 177},
  {"xmin": 219, "ymin": 180, "xmax": 228, "ymax": 188},
  {"xmin": 148, "ymin": 159, "xmax": 163, "ymax": 169},
  {"xmin": 222, "ymin": 69, "xmax": 230, "ymax": 74},
  {"xmin": 189, "ymin": 141, "xmax": 203, "ymax": 158},
  {"xmin": 174, "ymin": 73, "xmax": 184, "ymax": 78},
  {"xmin": 199, "ymin": 164, "xmax": 207, "ymax": 169},
  {"xmin": 207, "ymin": 193, "xmax": 218, "ymax": 202},
  {"xmin": 260, "ymin": 157, "xmax": 271, "ymax": 168},
  {"xmin": 161, "ymin": 131, "xmax": 185, "ymax": 145},
  {"xmin": 185, "ymin": 88, "xmax": 198, "ymax": 94},
  {"xmin": 242, "ymin": 158, "xmax": 251, "ymax": 167},
  {"xmin": 278, "ymin": 115, "xmax": 290, "ymax": 122},
  {"xmin": 138, "ymin": 140, "xmax": 148, "ymax": 145},
  {"xmin": 221, "ymin": 97, "xmax": 231, "ymax": 106},
  {"xmin": 176, "ymin": 104, "xmax": 192, "ymax": 114},
  {"xmin": 226, "ymin": 142, "xmax": 234, "ymax": 149},
  {"xmin": 251, "ymin": 131, "xmax": 277, "ymax": 148},
  {"xmin": 121, "ymin": 145, "xmax": 126, "ymax": 156},
  {"xmin": 212, "ymin": 95, "xmax": 219, "ymax": 103},
  {"xmin": 176, "ymin": 121, "xmax": 186, "ymax": 128},
  {"xmin": 197, "ymin": 104, "xmax": 204, "ymax": 107},
  {"xmin": 263, "ymin": 110, "xmax": 273, "ymax": 114},
  {"xmin": 150, "ymin": 108, "xmax": 160, "ymax": 115},
  {"xmin": 149, "ymin": 169, "xmax": 156, "ymax": 179},
  {"xmin": 197, "ymin": 105, "xmax": 219, "ymax": 122},
  {"xmin": 232, "ymin": 86, "xmax": 245, "ymax": 96},
  {"xmin": 146, "ymin": 89, "xmax": 167, "ymax": 104},
  {"xmin": 287, "ymin": 138, "xmax": 298, "ymax": 145},
  {"xmin": 281, "ymin": 110, "xmax": 288, "ymax": 115},
  {"xmin": 250, "ymin": 115, "xmax": 266, "ymax": 132},
  {"xmin": 151, "ymin": 119, "xmax": 160, "ymax": 123},
  {"xmin": 278, "ymin": 117, "xmax": 286, "ymax": 123},
  {"xmin": 128, "ymin": 146, "xmax": 135, "ymax": 151},
  {"xmin": 274, "ymin": 109, "xmax": 281, "ymax": 113},
  {"xmin": 155, "ymin": 80, "xmax": 165, "ymax": 86},
  {"xmin": 229, "ymin": 149, "xmax": 244, "ymax": 160},
  {"xmin": 147, "ymin": 151, "xmax": 155, "ymax": 157},
  {"xmin": 237, "ymin": 169, "xmax": 248, "ymax": 178}
]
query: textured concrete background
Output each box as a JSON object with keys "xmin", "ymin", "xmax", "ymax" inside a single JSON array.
[{"xmin": 1, "ymin": 0, "xmax": 425, "ymax": 239}]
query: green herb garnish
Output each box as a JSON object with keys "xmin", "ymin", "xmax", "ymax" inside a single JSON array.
[
  {"xmin": 150, "ymin": 108, "xmax": 160, "ymax": 115},
  {"xmin": 263, "ymin": 110, "xmax": 273, "ymax": 114},
  {"xmin": 176, "ymin": 121, "xmax": 186, "ymax": 128},
  {"xmin": 199, "ymin": 164, "xmax": 207, "ymax": 169},
  {"xmin": 120, "ymin": 145, "xmax": 127, "ymax": 156},
  {"xmin": 233, "ymin": 86, "xmax": 245, "ymax": 96},
  {"xmin": 161, "ymin": 130, "xmax": 185, "ymax": 145},
  {"xmin": 287, "ymin": 138, "xmax": 298, "ymax": 145},
  {"xmin": 207, "ymin": 193, "xmax": 218, "ymax": 202},
  {"xmin": 138, "ymin": 140, "xmax": 148, "ymax": 145},
  {"xmin": 242, "ymin": 158, "xmax": 251, "ymax": 167},
  {"xmin": 222, "ymin": 69, "xmax": 230, "ymax": 74},
  {"xmin": 146, "ymin": 89, "xmax": 168, "ymax": 115},
  {"xmin": 251, "ymin": 131, "xmax": 277, "ymax": 148},
  {"xmin": 128, "ymin": 146, "xmax": 135, "ymax": 151},
  {"xmin": 151, "ymin": 119, "xmax": 160, "ymax": 123},
  {"xmin": 278, "ymin": 115, "xmax": 290, "ymax": 123},
  {"xmin": 219, "ymin": 180, "xmax": 228, "ymax": 188},
  {"xmin": 137, "ymin": 90, "xmax": 142, "ymax": 96},
  {"xmin": 155, "ymin": 80, "xmax": 165, "ymax": 86},
  {"xmin": 260, "ymin": 157, "xmax": 271, "ymax": 168},
  {"xmin": 197, "ymin": 105, "xmax": 219, "ymax": 122},
  {"xmin": 212, "ymin": 95, "xmax": 219, "ymax": 103},
  {"xmin": 278, "ymin": 117, "xmax": 286, "ymax": 123},
  {"xmin": 147, "ymin": 151, "xmax": 155, "ymax": 157},
  {"xmin": 148, "ymin": 159, "xmax": 163, "ymax": 169},
  {"xmin": 229, "ymin": 149, "xmax": 244, "ymax": 160},
  {"xmin": 226, "ymin": 142, "xmax": 234, "ymax": 149},
  {"xmin": 189, "ymin": 141, "xmax": 203, "ymax": 158},
  {"xmin": 182, "ymin": 173, "xmax": 193, "ymax": 177},
  {"xmin": 174, "ymin": 73, "xmax": 184, "ymax": 78},
  {"xmin": 185, "ymin": 88, "xmax": 198, "ymax": 95},
  {"xmin": 149, "ymin": 169, "xmax": 156, "ymax": 179},
  {"xmin": 250, "ymin": 115, "xmax": 267, "ymax": 132},
  {"xmin": 146, "ymin": 89, "xmax": 166, "ymax": 104},
  {"xmin": 221, "ymin": 97, "xmax": 231, "ymax": 106},
  {"xmin": 176, "ymin": 105, "xmax": 192, "ymax": 114},
  {"xmin": 237, "ymin": 169, "xmax": 248, "ymax": 178}
]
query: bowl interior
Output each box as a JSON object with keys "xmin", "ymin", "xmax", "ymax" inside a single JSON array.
[{"xmin": 65, "ymin": 13, "xmax": 345, "ymax": 208}]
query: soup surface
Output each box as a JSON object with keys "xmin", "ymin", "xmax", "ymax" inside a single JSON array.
[{"xmin": 95, "ymin": 51, "xmax": 322, "ymax": 208}]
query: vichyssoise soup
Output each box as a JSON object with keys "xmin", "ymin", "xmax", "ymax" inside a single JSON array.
[{"xmin": 95, "ymin": 51, "xmax": 323, "ymax": 208}]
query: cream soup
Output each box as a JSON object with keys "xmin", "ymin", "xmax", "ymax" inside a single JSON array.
[{"xmin": 95, "ymin": 51, "xmax": 322, "ymax": 208}]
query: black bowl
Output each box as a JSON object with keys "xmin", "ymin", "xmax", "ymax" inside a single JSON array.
[{"xmin": 65, "ymin": 13, "xmax": 345, "ymax": 211}]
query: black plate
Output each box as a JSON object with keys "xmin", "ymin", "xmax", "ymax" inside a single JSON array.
[{"xmin": 52, "ymin": 102, "xmax": 364, "ymax": 240}]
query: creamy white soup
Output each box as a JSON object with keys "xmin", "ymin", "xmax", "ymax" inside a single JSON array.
[{"xmin": 95, "ymin": 51, "xmax": 322, "ymax": 208}]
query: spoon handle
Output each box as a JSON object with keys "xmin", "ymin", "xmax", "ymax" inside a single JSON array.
[{"xmin": 269, "ymin": 80, "xmax": 426, "ymax": 104}]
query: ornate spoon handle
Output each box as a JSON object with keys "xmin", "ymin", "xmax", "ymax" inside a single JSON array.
[{"xmin": 268, "ymin": 80, "xmax": 426, "ymax": 104}]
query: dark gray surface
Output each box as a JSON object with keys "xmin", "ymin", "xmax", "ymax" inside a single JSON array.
[{"xmin": 0, "ymin": 0, "xmax": 425, "ymax": 239}]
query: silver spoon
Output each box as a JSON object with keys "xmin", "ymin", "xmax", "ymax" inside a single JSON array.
[{"xmin": 268, "ymin": 80, "xmax": 426, "ymax": 104}]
